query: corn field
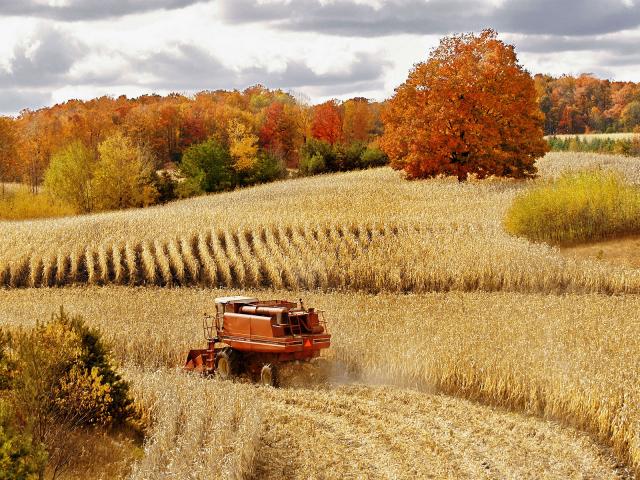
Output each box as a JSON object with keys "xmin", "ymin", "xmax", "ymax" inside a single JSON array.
[
  {"xmin": 4, "ymin": 155, "xmax": 640, "ymax": 294},
  {"xmin": 3, "ymin": 152, "xmax": 640, "ymax": 478},
  {"xmin": 0, "ymin": 287, "xmax": 630, "ymax": 479},
  {"xmin": 125, "ymin": 368, "xmax": 261, "ymax": 480}
]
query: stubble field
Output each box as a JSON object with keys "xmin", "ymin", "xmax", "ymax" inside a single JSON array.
[{"xmin": 2, "ymin": 151, "xmax": 640, "ymax": 478}]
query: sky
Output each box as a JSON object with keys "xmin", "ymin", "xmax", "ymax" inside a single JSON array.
[{"xmin": 0, "ymin": 0, "xmax": 639, "ymax": 115}]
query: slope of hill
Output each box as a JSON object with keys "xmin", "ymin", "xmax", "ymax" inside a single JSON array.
[
  {"xmin": 4, "ymin": 152, "xmax": 640, "ymax": 477},
  {"xmin": 3, "ymin": 153, "xmax": 640, "ymax": 294}
]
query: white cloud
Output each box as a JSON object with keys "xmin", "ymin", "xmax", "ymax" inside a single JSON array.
[{"xmin": 0, "ymin": 0, "xmax": 639, "ymax": 115}]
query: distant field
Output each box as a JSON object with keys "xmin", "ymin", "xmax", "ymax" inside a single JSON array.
[
  {"xmin": 546, "ymin": 132, "xmax": 639, "ymax": 141},
  {"xmin": 1, "ymin": 182, "xmax": 22, "ymax": 194},
  {"xmin": 3, "ymin": 152, "xmax": 640, "ymax": 295}
]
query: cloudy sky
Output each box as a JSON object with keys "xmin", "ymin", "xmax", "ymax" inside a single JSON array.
[{"xmin": 0, "ymin": 0, "xmax": 639, "ymax": 115}]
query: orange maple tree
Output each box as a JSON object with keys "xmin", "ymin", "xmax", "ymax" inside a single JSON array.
[
  {"xmin": 342, "ymin": 97, "xmax": 371, "ymax": 143},
  {"xmin": 311, "ymin": 100, "xmax": 342, "ymax": 145},
  {"xmin": 380, "ymin": 29, "xmax": 548, "ymax": 181}
]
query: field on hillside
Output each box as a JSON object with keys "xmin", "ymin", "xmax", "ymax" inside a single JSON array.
[
  {"xmin": 546, "ymin": 133, "xmax": 639, "ymax": 141},
  {"xmin": 0, "ymin": 287, "xmax": 634, "ymax": 479},
  {"xmin": 4, "ymin": 151, "xmax": 640, "ymax": 478},
  {"xmin": 3, "ymin": 152, "xmax": 640, "ymax": 296}
]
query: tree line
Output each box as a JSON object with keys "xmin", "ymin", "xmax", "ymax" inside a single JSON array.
[
  {"xmin": 1, "ymin": 32, "xmax": 640, "ymax": 213},
  {"xmin": 535, "ymin": 74, "xmax": 640, "ymax": 135},
  {"xmin": 0, "ymin": 87, "xmax": 386, "ymax": 214}
]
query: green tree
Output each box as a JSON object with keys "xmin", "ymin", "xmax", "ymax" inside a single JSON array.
[
  {"xmin": 94, "ymin": 132, "xmax": 158, "ymax": 211},
  {"xmin": 243, "ymin": 152, "xmax": 287, "ymax": 185},
  {"xmin": 44, "ymin": 141, "xmax": 96, "ymax": 213},
  {"xmin": 179, "ymin": 138, "xmax": 234, "ymax": 195},
  {"xmin": 299, "ymin": 138, "xmax": 333, "ymax": 174}
]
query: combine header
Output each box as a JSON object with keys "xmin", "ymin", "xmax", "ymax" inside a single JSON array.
[{"xmin": 185, "ymin": 296, "xmax": 331, "ymax": 386}]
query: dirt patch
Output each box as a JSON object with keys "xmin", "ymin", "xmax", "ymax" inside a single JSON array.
[{"xmin": 561, "ymin": 236, "xmax": 640, "ymax": 269}]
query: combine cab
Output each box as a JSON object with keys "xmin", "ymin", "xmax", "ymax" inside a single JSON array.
[{"xmin": 185, "ymin": 296, "xmax": 331, "ymax": 386}]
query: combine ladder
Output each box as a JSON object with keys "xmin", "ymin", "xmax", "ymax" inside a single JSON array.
[{"xmin": 288, "ymin": 314, "xmax": 303, "ymax": 337}]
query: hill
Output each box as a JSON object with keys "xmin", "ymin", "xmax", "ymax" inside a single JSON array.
[{"xmin": 3, "ymin": 152, "xmax": 640, "ymax": 295}]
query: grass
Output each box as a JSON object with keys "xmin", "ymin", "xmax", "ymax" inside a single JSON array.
[
  {"xmin": 0, "ymin": 287, "xmax": 632, "ymax": 478},
  {"xmin": 505, "ymin": 169, "xmax": 640, "ymax": 245},
  {"xmin": 0, "ymin": 188, "xmax": 74, "ymax": 221}
]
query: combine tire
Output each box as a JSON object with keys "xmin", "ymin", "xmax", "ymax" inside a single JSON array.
[
  {"xmin": 260, "ymin": 364, "xmax": 278, "ymax": 387},
  {"xmin": 216, "ymin": 349, "xmax": 239, "ymax": 380}
]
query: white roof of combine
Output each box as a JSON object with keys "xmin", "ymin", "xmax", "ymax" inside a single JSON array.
[{"xmin": 214, "ymin": 296, "xmax": 259, "ymax": 304}]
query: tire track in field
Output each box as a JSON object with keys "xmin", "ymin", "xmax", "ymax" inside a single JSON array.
[{"xmin": 253, "ymin": 383, "xmax": 628, "ymax": 480}]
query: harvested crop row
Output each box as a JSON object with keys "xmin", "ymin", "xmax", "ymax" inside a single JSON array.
[
  {"xmin": 254, "ymin": 383, "xmax": 624, "ymax": 479},
  {"xmin": 125, "ymin": 368, "xmax": 261, "ymax": 480},
  {"xmin": 3, "ymin": 219, "xmax": 640, "ymax": 294}
]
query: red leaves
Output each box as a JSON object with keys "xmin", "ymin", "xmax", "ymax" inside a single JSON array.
[
  {"xmin": 311, "ymin": 101, "xmax": 342, "ymax": 145},
  {"xmin": 380, "ymin": 29, "xmax": 548, "ymax": 181}
]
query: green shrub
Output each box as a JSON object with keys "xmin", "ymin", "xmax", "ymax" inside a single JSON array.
[
  {"xmin": 299, "ymin": 153, "xmax": 326, "ymax": 176},
  {"xmin": 0, "ymin": 404, "xmax": 47, "ymax": 480},
  {"xmin": 180, "ymin": 138, "xmax": 234, "ymax": 193},
  {"xmin": 334, "ymin": 142, "xmax": 367, "ymax": 171},
  {"xmin": 505, "ymin": 169, "xmax": 640, "ymax": 244},
  {"xmin": 299, "ymin": 139, "xmax": 388, "ymax": 175},
  {"xmin": 360, "ymin": 144, "xmax": 388, "ymax": 168},
  {"xmin": 243, "ymin": 152, "xmax": 287, "ymax": 185},
  {"xmin": 299, "ymin": 139, "xmax": 333, "ymax": 174}
]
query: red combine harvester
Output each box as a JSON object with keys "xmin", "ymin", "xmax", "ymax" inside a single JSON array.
[{"xmin": 184, "ymin": 296, "xmax": 331, "ymax": 386}]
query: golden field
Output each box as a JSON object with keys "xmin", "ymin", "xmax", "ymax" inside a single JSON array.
[
  {"xmin": 0, "ymin": 287, "xmax": 633, "ymax": 479},
  {"xmin": 4, "ymin": 151, "xmax": 640, "ymax": 478},
  {"xmin": 3, "ymin": 152, "xmax": 640, "ymax": 295}
]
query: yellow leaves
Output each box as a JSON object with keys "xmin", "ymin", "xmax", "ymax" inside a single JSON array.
[
  {"xmin": 55, "ymin": 366, "xmax": 114, "ymax": 426},
  {"xmin": 228, "ymin": 119, "xmax": 258, "ymax": 172}
]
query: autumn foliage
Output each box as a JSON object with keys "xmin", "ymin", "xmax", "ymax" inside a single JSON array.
[
  {"xmin": 0, "ymin": 87, "xmax": 384, "ymax": 215},
  {"xmin": 311, "ymin": 101, "xmax": 342, "ymax": 145},
  {"xmin": 381, "ymin": 30, "xmax": 548, "ymax": 181}
]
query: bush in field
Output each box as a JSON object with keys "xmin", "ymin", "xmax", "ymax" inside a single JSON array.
[
  {"xmin": 0, "ymin": 308, "xmax": 135, "ymax": 478},
  {"xmin": 505, "ymin": 169, "xmax": 640, "ymax": 244}
]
